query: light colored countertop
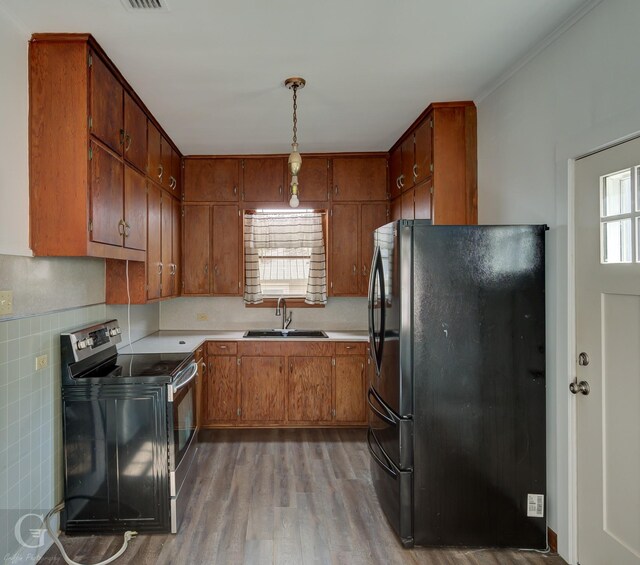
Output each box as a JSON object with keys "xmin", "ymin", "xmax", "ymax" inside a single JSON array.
[{"xmin": 118, "ymin": 330, "xmax": 369, "ymax": 354}]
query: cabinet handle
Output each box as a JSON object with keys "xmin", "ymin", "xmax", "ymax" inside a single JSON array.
[
  {"xmin": 124, "ymin": 221, "xmax": 130, "ymax": 237},
  {"xmin": 345, "ymin": 345, "xmax": 355, "ymax": 350},
  {"xmin": 396, "ymin": 177, "xmax": 401, "ymax": 190},
  {"xmin": 334, "ymin": 185, "xmax": 339, "ymax": 196},
  {"xmin": 158, "ymin": 263, "xmax": 163, "ymax": 274},
  {"xmin": 362, "ymin": 264, "xmax": 367, "ymax": 276},
  {"xmin": 279, "ymin": 185, "xmax": 283, "ymax": 195},
  {"xmin": 233, "ymin": 186, "xmax": 237, "ymax": 196},
  {"xmin": 214, "ymin": 265, "xmax": 219, "ymax": 275},
  {"xmin": 118, "ymin": 219, "xmax": 125, "ymax": 236},
  {"xmin": 398, "ymin": 174, "xmax": 405, "ymax": 188},
  {"xmin": 158, "ymin": 164, "xmax": 163, "ymax": 180},
  {"xmin": 120, "ymin": 129, "xmax": 125, "ymax": 147},
  {"xmin": 352, "ymin": 264, "xmax": 357, "ymax": 274},
  {"xmin": 125, "ymin": 134, "xmax": 132, "ymax": 152},
  {"xmin": 413, "ymin": 164, "xmax": 418, "ymax": 180},
  {"xmin": 204, "ymin": 263, "xmax": 208, "ymax": 275},
  {"xmin": 201, "ymin": 362, "xmax": 206, "ymax": 373},
  {"xmin": 218, "ymin": 344, "xmax": 227, "ymax": 349}
]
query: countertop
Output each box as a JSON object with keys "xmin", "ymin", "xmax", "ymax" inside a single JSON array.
[{"xmin": 118, "ymin": 330, "xmax": 369, "ymax": 354}]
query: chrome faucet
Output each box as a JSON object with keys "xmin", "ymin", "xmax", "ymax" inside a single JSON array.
[{"xmin": 275, "ymin": 297, "xmax": 292, "ymax": 330}]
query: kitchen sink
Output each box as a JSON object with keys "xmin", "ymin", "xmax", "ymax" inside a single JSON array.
[{"xmin": 243, "ymin": 329, "xmax": 328, "ymax": 338}]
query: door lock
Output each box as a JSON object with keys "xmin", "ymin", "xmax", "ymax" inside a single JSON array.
[{"xmin": 569, "ymin": 378, "xmax": 590, "ymax": 395}]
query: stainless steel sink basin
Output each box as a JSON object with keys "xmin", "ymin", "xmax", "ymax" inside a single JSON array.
[{"xmin": 243, "ymin": 329, "xmax": 328, "ymax": 338}]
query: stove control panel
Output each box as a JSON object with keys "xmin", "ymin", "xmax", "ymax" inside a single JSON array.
[{"xmin": 62, "ymin": 320, "xmax": 122, "ymax": 362}]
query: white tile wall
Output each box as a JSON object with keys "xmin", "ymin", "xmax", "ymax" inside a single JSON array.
[{"xmin": 0, "ymin": 304, "xmax": 106, "ymax": 561}]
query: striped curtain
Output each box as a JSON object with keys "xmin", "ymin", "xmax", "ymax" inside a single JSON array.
[{"xmin": 243, "ymin": 212, "xmax": 327, "ymax": 305}]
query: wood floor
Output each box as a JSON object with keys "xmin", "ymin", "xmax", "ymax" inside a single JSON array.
[{"xmin": 40, "ymin": 429, "xmax": 567, "ymax": 565}]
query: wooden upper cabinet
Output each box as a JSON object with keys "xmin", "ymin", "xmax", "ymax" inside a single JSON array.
[
  {"xmin": 147, "ymin": 121, "xmax": 163, "ymax": 185},
  {"xmin": 184, "ymin": 159, "xmax": 239, "ymax": 202},
  {"xmin": 171, "ymin": 198, "xmax": 181, "ymax": 296},
  {"xmin": 332, "ymin": 157, "xmax": 387, "ymax": 201},
  {"xmin": 390, "ymin": 197, "xmax": 402, "ymax": 222},
  {"xmin": 212, "ymin": 205, "xmax": 241, "ymax": 295},
  {"xmin": 389, "ymin": 147, "xmax": 402, "ymax": 200},
  {"xmin": 160, "ymin": 192, "xmax": 173, "ymax": 297},
  {"xmin": 183, "ymin": 205, "xmax": 211, "ymax": 294},
  {"xmin": 170, "ymin": 149, "xmax": 182, "ymax": 197},
  {"xmin": 330, "ymin": 203, "xmax": 360, "ymax": 296},
  {"xmin": 414, "ymin": 114, "xmax": 432, "ymax": 184},
  {"xmin": 90, "ymin": 141, "xmax": 124, "ymax": 248},
  {"xmin": 160, "ymin": 136, "xmax": 173, "ymax": 191},
  {"xmin": 289, "ymin": 157, "xmax": 330, "ymax": 204},
  {"xmin": 288, "ymin": 357, "xmax": 332, "ymax": 422},
  {"xmin": 242, "ymin": 158, "xmax": 285, "ymax": 203},
  {"xmin": 89, "ymin": 51, "xmax": 123, "ymax": 154},
  {"xmin": 414, "ymin": 178, "xmax": 432, "ymax": 220},
  {"xmin": 360, "ymin": 202, "xmax": 388, "ymax": 288},
  {"xmin": 123, "ymin": 165, "xmax": 147, "ymax": 251},
  {"xmin": 402, "ymin": 190, "xmax": 414, "ymax": 220},
  {"xmin": 123, "ymin": 92, "xmax": 147, "ymax": 173},
  {"xmin": 400, "ymin": 134, "xmax": 415, "ymax": 191},
  {"xmin": 147, "ymin": 183, "xmax": 162, "ymax": 300}
]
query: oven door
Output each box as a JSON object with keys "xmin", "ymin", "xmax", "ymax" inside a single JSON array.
[{"xmin": 168, "ymin": 360, "xmax": 198, "ymax": 481}]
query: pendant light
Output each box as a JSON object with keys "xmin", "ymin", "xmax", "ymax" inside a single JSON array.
[{"xmin": 285, "ymin": 77, "xmax": 305, "ymax": 208}]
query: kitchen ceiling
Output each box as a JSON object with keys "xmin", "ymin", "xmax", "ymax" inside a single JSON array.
[{"xmin": 2, "ymin": 0, "xmax": 593, "ymax": 154}]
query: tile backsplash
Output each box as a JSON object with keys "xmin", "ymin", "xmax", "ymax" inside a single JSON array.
[{"xmin": 0, "ymin": 304, "xmax": 106, "ymax": 562}]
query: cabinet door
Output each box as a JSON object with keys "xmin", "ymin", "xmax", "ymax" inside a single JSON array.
[
  {"xmin": 148, "ymin": 122, "xmax": 163, "ymax": 185},
  {"xmin": 330, "ymin": 204, "xmax": 360, "ymax": 296},
  {"xmin": 160, "ymin": 136, "xmax": 173, "ymax": 191},
  {"xmin": 414, "ymin": 178, "xmax": 432, "ymax": 220},
  {"xmin": 288, "ymin": 357, "xmax": 332, "ymax": 423},
  {"xmin": 400, "ymin": 134, "xmax": 415, "ymax": 191},
  {"xmin": 160, "ymin": 193, "xmax": 173, "ymax": 297},
  {"xmin": 205, "ymin": 356, "xmax": 238, "ymax": 423},
  {"xmin": 360, "ymin": 202, "xmax": 388, "ymax": 294},
  {"xmin": 90, "ymin": 142, "xmax": 124, "ymax": 247},
  {"xmin": 389, "ymin": 147, "xmax": 402, "ymax": 200},
  {"xmin": 390, "ymin": 196, "xmax": 402, "ymax": 222},
  {"xmin": 242, "ymin": 158, "xmax": 285, "ymax": 203},
  {"xmin": 335, "ymin": 356, "xmax": 366, "ymax": 423},
  {"xmin": 289, "ymin": 156, "xmax": 330, "ymax": 204},
  {"xmin": 332, "ymin": 157, "xmax": 387, "ymax": 201},
  {"xmin": 170, "ymin": 148, "xmax": 182, "ymax": 197},
  {"xmin": 123, "ymin": 165, "xmax": 147, "ymax": 251},
  {"xmin": 171, "ymin": 198, "xmax": 181, "ymax": 296},
  {"xmin": 89, "ymin": 52, "xmax": 123, "ymax": 154},
  {"xmin": 401, "ymin": 189, "xmax": 414, "ymax": 220},
  {"xmin": 240, "ymin": 356, "xmax": 285, "ymax": 422},
  {"xmin": 414, "ymin": 115, "xmax": 432, "ymax": 184},
  {"xmin": 123, "ymin": 92, "xmax": 147, "ymax": 173},
  {"xmin": 212, "ymin": 205, "xmax": 240, "ymax": 295},
  {"xmin": 183, "ymin": 205, "xmax": 211, "ymax": 294},
  {"xmin": 147, "ymin": 183, "xmax": 162, "ymax": 300},
  {"xmin": 184, "ymin": 159, "xmax": 239, "ymax": 202}
]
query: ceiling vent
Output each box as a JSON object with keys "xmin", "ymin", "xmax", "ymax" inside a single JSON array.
[{"xmin": 121, "ymin": 0, "xmax": 169, "ymax": 11}]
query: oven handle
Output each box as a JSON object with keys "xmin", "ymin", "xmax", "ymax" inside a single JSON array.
[{"xmin": 172, "ymin": 362, "xmax": 198, "ymax": 394}]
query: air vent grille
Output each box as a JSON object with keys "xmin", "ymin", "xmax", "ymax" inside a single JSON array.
[{"xmin": 121, "ymin": 0, "xmax": 169, "ymax": 10}]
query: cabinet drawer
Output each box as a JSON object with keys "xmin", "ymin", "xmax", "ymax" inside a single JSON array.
[
  {"xmin": 207, "ymin": 341, "xmax": 238, "ymax": 355},
  {"xmin": 335, "ymin": 342, "xmax": 366, "ymax": 356}
]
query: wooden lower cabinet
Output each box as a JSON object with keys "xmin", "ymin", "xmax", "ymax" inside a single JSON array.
[
  {"xmin": 288, "ymin": 357, "xmax": 333, "ymax": 423},
  {"xmin": 239, "ymin": 356, "xmax": 286, "ymax": 422},
  {"xmin": 201, "ymin": 341, "xmax": 367, "ymax": 427}
]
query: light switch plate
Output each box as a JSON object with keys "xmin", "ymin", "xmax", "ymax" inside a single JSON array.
[
  {"xmin": 0, "ymin": 291, "xmax": 13, "ymax": 316},
  {"xmin": 35, "ymin": 354, "xmax": 48, "ymax": 371},
  {"xmin": 196, "ymin": 313, "xmax": 208, "ymax": 321}
]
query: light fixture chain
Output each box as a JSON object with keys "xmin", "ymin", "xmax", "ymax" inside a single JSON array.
[{"xmin": 292, "ymin": 85, "xmax": 298, "ymax": 144}]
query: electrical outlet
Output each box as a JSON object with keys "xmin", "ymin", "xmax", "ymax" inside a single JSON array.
[
  {"xmin": 196, "ymin": 313, "xmax": 208, "ymax": 321},
  {"xmin": 0, "ymin": 290, "xmax": 13, "ymax": 316},
  {"xmin": 35, "ymin": 354, "xmax": 48, "ymax": 371}
]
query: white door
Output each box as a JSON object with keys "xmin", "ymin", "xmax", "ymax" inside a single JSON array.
[{"xmin": 575, "ymin": 138, "xmax": 640, "ymax": 565}]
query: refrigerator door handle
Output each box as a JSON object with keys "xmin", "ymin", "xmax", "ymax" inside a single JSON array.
[
  {"xmin": 368, "ymin": 387, "xmax": 396, "ymax": 425},
  {"xmin": 367, "ymin": 428, "xmax": 398, "ymax": 479},
  {"xmin": 368, "ymin": 245, "xmax": 386, "ymax": 375}
]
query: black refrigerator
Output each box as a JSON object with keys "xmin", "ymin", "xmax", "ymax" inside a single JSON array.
[{"xmin": 367, "ymin": 221, "xmax": 546, "ymax": 549}]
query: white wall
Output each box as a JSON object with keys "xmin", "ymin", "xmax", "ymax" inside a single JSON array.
[
  {"xmin": 0, "ymin": 5, "xmax": 30, "ymax": 256},
  {"xmin": 477, "ymin": 0, "xmax": 640, "ymax": 560}
]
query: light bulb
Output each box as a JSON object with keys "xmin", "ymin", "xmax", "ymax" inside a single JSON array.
[
  {"xmin": 289, "ymin": 193, "xmax": 300, "ymax": 208},
  {"xmin": 290, "ymin": 180, "xmax": 300, "ymax": 208}
]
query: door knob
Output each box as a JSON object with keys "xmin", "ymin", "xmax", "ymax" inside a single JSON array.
[{"xmin": 569, "ymin": 379, "xmax": 590, "ymax": 395}]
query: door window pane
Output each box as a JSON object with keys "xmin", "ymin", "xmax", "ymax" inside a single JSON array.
[
  {"xmin": 636, "ymin": 166, "xmax": 640, "ymax": 212},
  {"xmin": 602, "ymin": 169, "xmax": 631, "ymax": 217},
  {"xmin": 602, "ymin": 219, "xmax": 632, "ymax": 263}
]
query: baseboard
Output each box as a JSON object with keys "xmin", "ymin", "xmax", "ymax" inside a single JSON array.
[{"xmin": 548, "ymin": 527, "xmax": 558, "ymax": 553}]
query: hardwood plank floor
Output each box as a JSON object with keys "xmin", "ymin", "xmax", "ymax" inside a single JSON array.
[{"xmin": 39, "ymin": 429, "xmax": 566, "ymax": 565}]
